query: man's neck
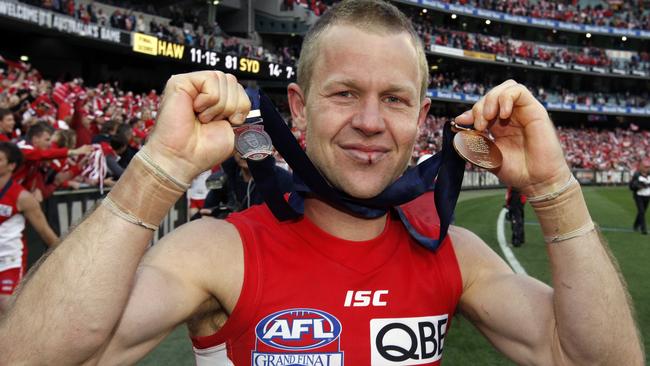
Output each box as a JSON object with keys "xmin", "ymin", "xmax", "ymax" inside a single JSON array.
[
  {"xmin": 303, "ymin": 197, "xmax": 387, "ymax": 242},
  {"xmin": 0, "ymin": 173, "xmax": 12, "ymax": 188},
  {"xmin": 241, "ymin": 168, "xmax": 252, "ymax": 182}
]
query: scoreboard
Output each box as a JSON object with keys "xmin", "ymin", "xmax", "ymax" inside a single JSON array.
[
  {"xmin": 132, "ymin": 33, "xmax": 296, "ymax": 81},
  {"xmin": 0, "ymin": 1, "xmax": 296, "ymax": 82}
]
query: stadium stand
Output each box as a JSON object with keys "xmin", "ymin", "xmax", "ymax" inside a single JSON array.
[
  {"xmin": 437, "ymin": 0, "xmax": 650, "ymax": 30},
  {"xmin": 1, "ymin": 0, "xmax": 648, "ymax": 179}
]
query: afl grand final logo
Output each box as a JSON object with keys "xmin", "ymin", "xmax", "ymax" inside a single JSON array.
[{"xmin": 252, "ymin": 308, "xmax": 344, "ymax": 366}]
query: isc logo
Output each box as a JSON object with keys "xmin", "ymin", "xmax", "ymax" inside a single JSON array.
[
  {"xmin": 254, "ymin": 308, "xmax": 342, "ymax": 351},
  {"xmin": 344, "ymin": 290, "xmax": 389, "ymax": 307}
]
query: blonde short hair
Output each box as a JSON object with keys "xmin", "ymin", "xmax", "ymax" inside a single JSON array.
[{"xmin": 296, "ymin": 0, "xmax": 429, "ymax": 100}]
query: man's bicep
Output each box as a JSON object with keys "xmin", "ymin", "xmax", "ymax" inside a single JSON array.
[
  {"xmin": 451, "ymin": 226, "xmax": 557, "ymax": 365},
  {"xmin": 95, "ymin": 218, "xmax": 242, "ymax": 365}
]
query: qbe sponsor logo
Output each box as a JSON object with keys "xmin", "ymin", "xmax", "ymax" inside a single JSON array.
[
  {"xmin": 0, "ymin": 204, "xmax": 12, "ymax": 217},
  {"xmin": 252, "ymin": 308, "xmax": 344, "ymax": 366},
  {"xmin": 370, "ymin": 315, "xmax": 448, "ymax": 365}
]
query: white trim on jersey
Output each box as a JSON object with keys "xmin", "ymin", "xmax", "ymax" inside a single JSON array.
[
  {"xmin": 188, "ymin": 170, "xmax": 213, "ymax": 200},
  {"xmin": 0, "ymin": 214, "xmax": 26, "ymax": 271},
  {"xmin": 193, "ymin": 342, "xmax": 234, "ymax": 366}
]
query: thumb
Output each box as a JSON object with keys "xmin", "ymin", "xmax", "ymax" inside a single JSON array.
[{"xmin": 196, "ymin": 119, "xmax": 236, "ymax": 165}]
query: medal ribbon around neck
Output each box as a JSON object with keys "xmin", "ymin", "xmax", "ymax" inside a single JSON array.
[{"xmin": 243, "ymin": 91, "xmax": 466, "ymax": 251}]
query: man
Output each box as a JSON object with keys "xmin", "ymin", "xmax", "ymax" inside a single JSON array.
[
  {"xmin": 0, "ymin": 108, "xmax": 15, "ymax": 142},
  {"xmin": 116, "ymin": 122, "xmax": 138, "ymax": 169},
  {"xmin": 0, "ymin": 1, "xmax": 643, "ymax": 365},
  {"xmin": 630, "ymin": 159, "xmax": 650, "ymax": 235},
  {"xmin": 505, "ymin": 186, "xmax": 526, "ymax": 246},
  {"xmin": 197, "ymin": 153, "xmax": 293, "ymax": 218},
  {"xmin": 0, "ymin": 142, "xmax": 58, "ymax": 314},
  {"xmin": 14, "ymin": 122, "xmax": 91, "ymax": 200}
]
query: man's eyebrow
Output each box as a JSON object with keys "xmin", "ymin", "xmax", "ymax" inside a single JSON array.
[
  {"xmin": 321, "ymin": 79, "xmax": 417, "ymax": 96},
  {"xmin": 383, "ymin": 84, "xmax": 417, "ymax": 96},
  {"xmin": 321, "ymin": 78, "xmax": 358, "ymax": 90}
]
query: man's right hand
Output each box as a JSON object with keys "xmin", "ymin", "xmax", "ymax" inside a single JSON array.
[
  {"xmin": 70, "ymin": 144, "xmax": 93, "ymax": 156},
  {"xmin": 145, "ymin": 71, "xmax": 251, "ymax": 183}
]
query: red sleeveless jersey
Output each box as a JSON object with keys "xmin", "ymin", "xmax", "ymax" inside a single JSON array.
[
  {"xmin": 0, "ymin": 180, "xmax": 26, "ymax": 272},
  {"xmin": 192, "ymin": 202, "xmax": 462, "ymax": 366}
]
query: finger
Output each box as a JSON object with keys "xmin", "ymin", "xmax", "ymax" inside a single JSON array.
[
  {"xmin": 197, "ymin": 72, "xmax": 230, "ymax": 123},
  {"xmin": 482, "ymin": 79, "xmax": 518, "ymax": 123},
  {"xmin": 497, "ymin": 86, "xmax": 518, "ymax": 120},
  {"xmin": 213, "ymin": 73, "xmax": 241, "ymax": 124},
  {"xmin": 453, "ymin": 110, "xmax": 473, "ymax": 125},
  {"xmin": 471, "ymin": 98, "xmax": 488, "ymax": 132},
  {"xmin": 229, "ymin": 83, "xmax": 251, "ymax": 126},
  {"xmin": 175, "ymin": 70, "xmax": 220, "ymax": 115}
]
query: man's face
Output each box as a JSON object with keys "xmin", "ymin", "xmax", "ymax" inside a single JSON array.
[
  {"xmin": 32, "ymin": 132, "xmax": 52, "ymax": 149},
  {"xmin": 288, "ymin": 25, "xmax": 430, "ymax": 199},
  {"xmin": 0, "ymin": 151, "xmax": 15, "ymax": 176},
  {"xmin": 641, "ymin": 163, "xmax": 650, "ymax": 175},
  {"xmin": 0, "ymin": 114, "xmax": 15, "ymax": 134}
]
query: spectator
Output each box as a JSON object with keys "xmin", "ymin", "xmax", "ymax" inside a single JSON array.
[
  {"xmin": 116, "ymin": 123, "xmax": 138, "ymax": 169},
  {"xmin": 629, "ymin": 159, "xmax": 650, "ymax": 234},
  {"xmin": 0, "ymin": 108, "xmax": 16, "ymax": 142},
  {"xmin": 91, "ymin": 119, "xmax": 119, "ymax": 144},
  {"xmin": 14, "ymin": 122, "xmax": 91, "ymax": 200},
  {"xmin": 0, "ymin": 142, "xmax": 58, "ymax": 315}
]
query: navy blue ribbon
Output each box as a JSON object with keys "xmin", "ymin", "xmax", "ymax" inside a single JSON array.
[{"xmin": 246, "ymin": 91, "xmax": 465, "ymax": 251}]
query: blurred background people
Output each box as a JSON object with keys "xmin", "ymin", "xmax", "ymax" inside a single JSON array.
[
  {"xmin": 506, "ymin": 187, "xmax": 527, "ymax": 247},
  {"xmin": 630, "ymin": 159, "xmax": 650, "ymax": 235}
]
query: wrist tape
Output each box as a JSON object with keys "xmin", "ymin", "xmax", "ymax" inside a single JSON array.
[
  {"xmin": 103, "ymin": 151, "xmax": 188, "ymax": 231},
  {"xmin": 530, "ymin": 178, "xmax": 595, "ymax": 243}
]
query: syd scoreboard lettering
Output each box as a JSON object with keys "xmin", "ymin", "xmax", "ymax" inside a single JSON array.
[{"xmin": 132, "ymin": 32, "xmax": 295, "ymax": 81}]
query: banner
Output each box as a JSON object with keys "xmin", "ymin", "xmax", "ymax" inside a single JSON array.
[
  {"xmin": 459, "ymin": 170, "xmax": 632, "ymax": 189},
  {"xmin": 407, "ymin": 0, "xmax": 650, "ymax": 40},
  {"xmin": 0, "ymin": 0, "xmax": 130, "ymax": 45},
  {"xmin": 463, "ymin": 50, "xmax": 495, "ymax": 61},
  {"xmin": 428, "ymin": 89, "xmax": 650, "ymax": 117}
]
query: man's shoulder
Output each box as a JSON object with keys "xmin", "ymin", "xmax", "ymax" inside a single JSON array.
[
  {"xmin": 448, "ymin": 225, "xmax": 513, "ymax": 293},
  {"xmin": 226, "ymin": 203, "xmax": 278, "ymax": 227},
  {"xmin": 149, "ymin": 217, "xmax": 243, "ymax": 266},
  {"xmin": 143, "ymin": 217, "xmax": 244, "ymax": 296},
  {"xmin": 448, "ymin": 225, "xmax": 484, "ymax": 253}
]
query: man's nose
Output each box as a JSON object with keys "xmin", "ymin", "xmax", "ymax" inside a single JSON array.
[{"xmin": 350, "ymin": 97, "xmax": 386, "ymax": 136}]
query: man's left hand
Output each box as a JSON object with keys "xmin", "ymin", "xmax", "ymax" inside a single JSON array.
[{"xmin": 454, "ymin": 79, "xmax": 572, "ymax": 196}]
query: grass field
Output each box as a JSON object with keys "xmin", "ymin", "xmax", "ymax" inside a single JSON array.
[{"xmin": 138, "ymin": 186, "xmax": 648, "ymax": 365}]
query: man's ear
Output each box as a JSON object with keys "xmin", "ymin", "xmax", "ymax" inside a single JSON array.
[
  {"xmin": 417, "ymin": 97, "xmax": 432, "ymax": 130},
  {"xmin": 287, "ymin": 83, "xmax": 307, "ymax": 130}
]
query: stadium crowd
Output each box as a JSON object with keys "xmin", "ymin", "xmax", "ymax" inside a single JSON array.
[
  {"xmin": 21, "ymin": 0, "xmax": 300, "ymax": 66},
  {"xmin": 21, "ymin": 0, "xmax": 650, "ymax": 77},
  {"xmin": 440, "ymin": 0, "xmax": 650, "ymax": 31},
  {"xmin": 0, "ymin": 51, "xmax": 647, "ymax": 201},
  {"xmin": 414, "ymin": 24, "xmax": 650, "ymax": 73},
  {"xmin": 281, "ymin": 0, "xmax": 333, "ymax": 16},
  {"xmin": 413, "ymin": 114, "xmax": 650, "ymax": 171},
  {"xmin": 0, "ymin": 57, "xmax": 149, "ymax": 200},
  {"xmin": 430, "ymin": 73, "xmax": 650, "ymax": 108}
]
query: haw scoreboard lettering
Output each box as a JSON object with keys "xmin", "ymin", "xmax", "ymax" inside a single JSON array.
[{"xmin": 132, "ymin": 33, "xmax": 295, "ymax": 81}]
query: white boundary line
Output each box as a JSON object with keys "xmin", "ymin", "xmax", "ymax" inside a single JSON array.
[{"xmin": 496, "ymin": 208, "xmax": 527, "ymax": 275}]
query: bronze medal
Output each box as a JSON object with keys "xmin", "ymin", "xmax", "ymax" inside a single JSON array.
[
  {"xmin": 234, "ymin": 123, "xmax": 273, "ymax": 161},
  {"xmin": 451, "ymin": 122, "xmax": 502, "ymax": 170}
]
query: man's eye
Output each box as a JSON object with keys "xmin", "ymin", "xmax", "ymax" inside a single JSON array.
[
  {"xmin": 336, "ymin": 91, "xmax": 352, "ymax": 98},
  {"xmin": 384, "ymin": 96, "xmax": 402, "ymax": 104}
]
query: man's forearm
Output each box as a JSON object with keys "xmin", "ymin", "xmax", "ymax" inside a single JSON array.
[
  {"xmin": 0, "ymin": 206, "xmax": 153, "ymax": 364},
  {"xmin": 0, "ymin": 151, "xmax": 187, "ymax": 364},
  {"xmin": 535, "ymin": 182, "xmax": 643, "ymax": 364}
]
